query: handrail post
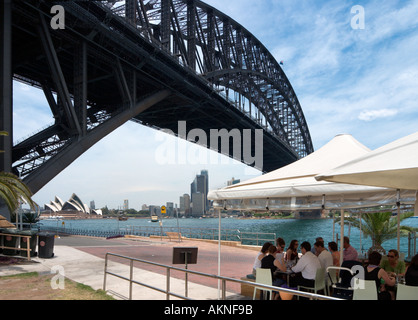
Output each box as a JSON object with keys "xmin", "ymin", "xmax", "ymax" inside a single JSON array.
[
  {"xmin": 166, "ymin": 268, "xmax": 170, "ymax": 300},
  {"xmin": 129, "ymin": 259, "xmax": 134, "ymax": 300},
  {"xmin": 103, "ymin": 253, "xmax": 108, "ymax": 292}
]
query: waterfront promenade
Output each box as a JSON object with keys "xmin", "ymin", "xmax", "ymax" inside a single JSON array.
[{"xmin": 0, "ymin": 235, "xmax": 258, "ymax": 300}]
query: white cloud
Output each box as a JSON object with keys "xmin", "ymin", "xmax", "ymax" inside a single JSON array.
[
  {"xmin": 13, "ymin": 82, "xmax": 54, "ymax": 142},
  {"xmin": 358, "ymin": 109, "xmax": 398, "ymax": 122},
  {"xmin": 358, "ymin": 1, "xmax": 418, "ymax": 44}
]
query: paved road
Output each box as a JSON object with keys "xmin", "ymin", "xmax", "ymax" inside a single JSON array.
[{"xmin": 58, "ymin": 236, "xmax": 257, "ymax": 294}]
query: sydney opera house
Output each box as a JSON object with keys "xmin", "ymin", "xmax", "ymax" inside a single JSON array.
[{"xmin": 42, "ymin": 193, "xmax": 102, "ymax": 219}]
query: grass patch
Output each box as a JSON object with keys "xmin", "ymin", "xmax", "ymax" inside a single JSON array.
[
  {"xmin": 0, "ymin": 272, "xmax": 115, "ymax": 300},
  {"xmin": 0, "ymin": 272, "xmax": 39, "ymax": 279}
]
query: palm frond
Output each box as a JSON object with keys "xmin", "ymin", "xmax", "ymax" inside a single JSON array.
[
  {"xmin": 0, "ymin": 132, "xmax": 37, "ymax": 213},
  {"xmin": 335, "ymin": 211, "xmax": 417, "ymax": 247},
  {"xmin": 0, "ymin": 172, "xmax": 37, "ymax": 212}
]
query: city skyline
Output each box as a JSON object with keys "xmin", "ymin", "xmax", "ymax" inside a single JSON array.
[
  {"xmin": 13, "ymin": 0, "xmax": 418, "ymax": 210},
  {"xmin": 41, "ymin": 169, "xmax": 230, "ymax": 212}
]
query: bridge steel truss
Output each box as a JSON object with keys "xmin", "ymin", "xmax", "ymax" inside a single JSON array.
[{"xmin": 3, "ymin": 0, "xmax": 314, "ymax": 195}]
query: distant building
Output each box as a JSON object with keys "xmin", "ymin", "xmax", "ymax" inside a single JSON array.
[
  {"xmin": 180, "ymin": 194, "xmax": 191, "ymax": 216},
  {"xmin": 166, "ymin": 202, "xmax": 174, "ymax": 217},
  {"xmin": 191, "ymin": 192, "xmax": 205, "ymax": 217},
  {"xmin": 200, "ymin": 170, "xmax": 209, "ymax": 209},
  {"xmin": 180, "ymin": 196, "xmax": 185, "ymax": 213},
  {"xmin": 190, "ymin": 170, "xmax": 209, "ymax": 216},
  {"xmin": 227, "ymin": 177, "xmax": 240, "ymax": 186},
  {"xmin": 123, "ymin": 199, "xmax": 129, "ymax": 210}
]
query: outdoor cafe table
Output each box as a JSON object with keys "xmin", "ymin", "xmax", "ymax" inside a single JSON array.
[{"xmin": 274, "ymin": 269, "xmax": 295, "ymax": 285}]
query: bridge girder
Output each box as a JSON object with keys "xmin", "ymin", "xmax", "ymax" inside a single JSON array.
[
  {"xmin": 109, "ymin": 0, "xmax": 313, "ymax": 157},
  {"xmin": 7, "ymin": 0, "xmax": 313, "ymax": 195}
]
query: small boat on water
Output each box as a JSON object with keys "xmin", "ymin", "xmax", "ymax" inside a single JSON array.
[
  {"xmin": 118, "ymin": 216, "xmax": 128, "ymax": 221},
  {"xmin": 151, "ymin": 215, "xmax": 159, "ymax": 222},
  {"xmin": 42, "ymin": 216, "xmax": 63, "ymax": 221}
]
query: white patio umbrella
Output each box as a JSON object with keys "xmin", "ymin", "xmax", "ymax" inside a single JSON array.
[
  {"xmin": 316, "ymin": 131, "xmax": 418, "ymax": 251},
  {"xmin": 209, "ymin": 134, "xmax": 397, "ymax": 209},
  {"xmin": 209, "ymin": 134, "xmax": 414, "ymax": 286},
  {"xmin": 316, "ymin": 131, "xmax": 418, "ymax": 190}
]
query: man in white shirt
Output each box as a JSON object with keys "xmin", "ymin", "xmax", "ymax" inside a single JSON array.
[
  {"xmin": 314, "ymin": 240, "xmax": 333, "ymax": 278},
  {"xmin": 290, "ymin": 241, "xmax": 321, "ymax": 288}
]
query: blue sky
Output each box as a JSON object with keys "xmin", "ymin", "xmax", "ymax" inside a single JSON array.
[{"xmin": 13, "ymin": 0, "xmax": 418, "ymax": 210}]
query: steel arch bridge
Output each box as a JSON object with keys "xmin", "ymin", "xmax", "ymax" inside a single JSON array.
[{"xmin": 0, "ymin": 0, "xmax": 313, "ymax": 195}]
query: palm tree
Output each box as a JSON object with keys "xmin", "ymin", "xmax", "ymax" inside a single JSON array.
[
  {"xmin": 338, "ymin": 211, "xmax": 418, "ymax": 254},
  {"xmin": 0, "ymin": 131, "xmax": 36, "ymax": 214},
  {"xmin": 0, "ymin": 170, "xmax": 36, "ymax": 213}
]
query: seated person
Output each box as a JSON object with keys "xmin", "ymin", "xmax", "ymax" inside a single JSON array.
[
  {"xmin": 380, "ymin": 249, "xmax": 406, "ymax": 276},
  {"xmin": 279, "ymin": 242, "xmax": 321, "ymax": 300},
  {"xmin": 311, "ymin": 237, "xmax": 323, "ymax": 255},
  {"xmin": 328, "ymin": 241, "xmax": 340, "ymax": 267},
  {"xmin": 285, "ymin": 240, "xmax": 299, "ymax": 268},
  {"xmin": 261, "ymin": 245, "xmax": 278, "ymax": 277},
  {"xmin": 261, "ymin": 245, "xmax": 284, "ymax": 299},
  {"xmin": 343, "ymin": 236, "xmax": 358, "ymax": 262},
  {"xmin": 289, "ymin": 241, "xmax": 321, "ymax": 288},
  {"xmin": 274, "ymin": 237, "xmax": 287, "ymax": 273},
  {"xmin": 247, "ymin": 242, "xmax": 272, "ymax": 279},
  {"xmin": 314, "ymin": 241, "xmax": 333, "ymax": 277},
  {"xmin": 405, "ymin": 254, "xmax": 418, "ymax": 286},
  {"xmin": 365, "ymin": 251, "xmax": 396, "ymax": 300}
]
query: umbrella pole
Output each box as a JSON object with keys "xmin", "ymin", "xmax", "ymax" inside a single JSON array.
[
  {"xmin": 397, "ymin": 189, "xmax": 401, "ymax": 252},
  {"xmin": 218, "ymin": 208, "xmax": 221, "ymax": 300},
  {"xmin": 359, "ymin": 213, "xmax": 362, "ymax": 255},
  {"xmin": 340, "ymin": 208, "xmax": 344, "ymax": 266}
]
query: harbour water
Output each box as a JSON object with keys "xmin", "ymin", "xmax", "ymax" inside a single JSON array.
[{"xmin": 39, "ymin": 216, "xmax": 418, "ymax": 256}]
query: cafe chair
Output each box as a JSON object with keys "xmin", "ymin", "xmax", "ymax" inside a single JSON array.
[
  {"xmin": 396, "ymin": 284, "xmax": 418, "ymax": 300},
  {"xmin": 352, "ymin": 279, "xmax": 378, "ymax": 300},
  {"xmin": 253, "ymin": 268, "xmax": 273, "ymax": 300},
  {"xmin": 326, "ymin": 267, "xmax": 339, "ymax": 296},
  {"xmin": 326, "ymin": 266, "xmax": 355, "ymax": 299},
  {"xmin": 297, "ymin": 268, "xmax": 326, "ymax": 298}
]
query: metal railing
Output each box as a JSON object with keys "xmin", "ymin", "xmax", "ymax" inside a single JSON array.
[
  {"xmin": 408, "ymin": 232, "xmax": 417, "ymax": 261},
  {"xmin": 127, "ymin": 226, "xmax": 276, "ymax": 246},
  {"xmin": 40, "ymin": 223, "xmax": 275, "ymax": 246},
  {"xmin": 126, "ymin": 225, "xmax": 241, "ymax": 242},
  {"xmin": 38, "ymin": 225, "xmax": 130, "ymax": 238},
  {"xmin": 38, "ymin": 223, "xmax": 276, "ymax": 246},
  {"xmin": 103, "ymin": 253, "xmax": 341, "ymax": 301},
  {"xmin": 238, "ymin": 230, "xmax": 276, "ymax": 246}
]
